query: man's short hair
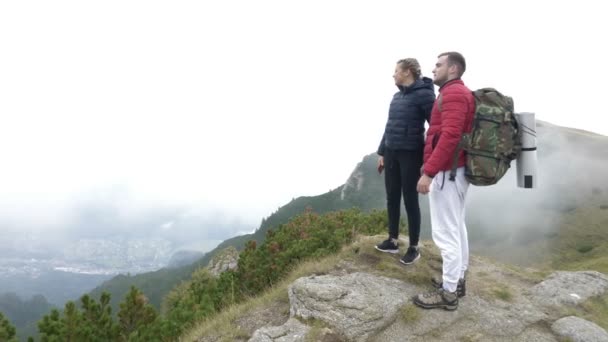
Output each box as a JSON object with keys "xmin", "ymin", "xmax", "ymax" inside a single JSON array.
[
  {"xmin": 438, "ymin": 52, "xmax": 466, "ymax": 77},
  {"xmin": 397, "ymin": 58, "xmax": 422, "ymax": 79}
]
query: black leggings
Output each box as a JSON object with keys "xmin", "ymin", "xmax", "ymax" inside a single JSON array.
[{"xmin": 384, "ymin": 148, "xmax": 423, "ymax": 246}]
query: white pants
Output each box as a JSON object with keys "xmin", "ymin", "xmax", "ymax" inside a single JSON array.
[{"xmin": 429, "ymin": 167, "xmax": 469, "ymax": 293}]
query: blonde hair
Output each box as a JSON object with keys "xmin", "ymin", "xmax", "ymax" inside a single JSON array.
[{"xmin": 397, "ymin": 58, "xmax": 422, "ymax": 79}]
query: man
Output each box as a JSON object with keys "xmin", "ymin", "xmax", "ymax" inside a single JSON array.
[
  {"xmin": 375, "ymin": 58, "xmax": 435, "ymax": 265},
  {"xmin": 413, "ymin": 52, "xmax": 475, "ymax": 311}
]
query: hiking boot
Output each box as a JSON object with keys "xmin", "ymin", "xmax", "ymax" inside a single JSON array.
[
  {"xmin": 431, "ymin": 276, "xmax": 466, "ymax": 297},
  {"xmin": 399, "ymin": 246, "xmax": 420, "ymax": 265},
  {"xmin": 413, "ymin": 288, "xmax": 458, "ymax": 311},
  {"xmin": 375, "ymin": 238, "xmax": 399, "ymax": 254}
]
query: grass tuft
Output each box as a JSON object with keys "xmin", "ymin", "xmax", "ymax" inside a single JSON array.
[
  {"xmin": 491, "ymin": 286, "xmax": 513, "ymax": 302},
  {"xmin": 400, "ymin": 304, "xmax": 421, "ymax": 324},
  {"xmin": 577, "ymin": 245, "xmax": 594, "ymax": 254}
]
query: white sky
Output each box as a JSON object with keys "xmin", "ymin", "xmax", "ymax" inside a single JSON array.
[{"xmin": 1, "ymin": 0, "xmax": 607, "ymax": 230}]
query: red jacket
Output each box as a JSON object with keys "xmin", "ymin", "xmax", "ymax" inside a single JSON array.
[{"xmin": 423, "ymin": 79, "xmax": 475, "ymax": 177}]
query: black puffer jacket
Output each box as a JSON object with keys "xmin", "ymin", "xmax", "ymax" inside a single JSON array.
[{"xmin": 378, "ymin": 77, "xmax": 435, "ymax": 155}]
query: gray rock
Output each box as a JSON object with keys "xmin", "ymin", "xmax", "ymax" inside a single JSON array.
[
  {"xmin": 551, "ymin": 316, "xmax": 608, "ymax": 342},
  {"xmin": 467, "ymin": 297, "xmax": 547, "ymax": 337},
  {"xmin": 207, "ymin": 246, "xmax": 239, "ymax": 277},
  {"xmin": 248, "ymin": 318, "xmax": 310, "ymax": 342},
  {"xmin": 528, "ymin": 271, "xmax": 608, "ymax": 308},
  {"xmin": 288, "ymin": 272, "xmax": 414, "ymax": 342},
  {"xmin": 370, "ymin": 295, "xmax": 548, "ymax": 341},
  {"xmin": 513, "ymin": 327, "xmax": 559, "ymax": 342}
]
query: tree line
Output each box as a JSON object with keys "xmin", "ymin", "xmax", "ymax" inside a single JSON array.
[{"xmin": 2, "ymin": 208, "xmax": 388, "ymax": 341}]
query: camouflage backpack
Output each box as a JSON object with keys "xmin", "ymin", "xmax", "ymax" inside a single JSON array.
[{"xmin": 449, "ymin": 88, "xmax": 521, "ymax": 186}]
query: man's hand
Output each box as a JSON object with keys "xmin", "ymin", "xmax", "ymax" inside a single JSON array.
[
  {"xmin": 417, "ymin": 174, "xmax": 433, "ymax": 194},
  {"xmin": 377, "ymin": 156, "xmax": 384, "ymax": 174}
]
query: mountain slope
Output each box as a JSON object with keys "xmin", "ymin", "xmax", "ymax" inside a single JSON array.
[
  {"xmin": 90, "ymin": 121, "xmax": 607, "ymax": 313},
  {"xmin": 183, "ymin": 235, "xmax": 608, "ymax": 341},
  {"xmin": 87, "ymin": 154, "xmax": 386, "ymax": 310}
]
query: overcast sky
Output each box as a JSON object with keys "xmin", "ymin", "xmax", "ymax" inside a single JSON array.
[{"xmin": 1, "ymin": 0, "xmax": 606, "ymax": 232}]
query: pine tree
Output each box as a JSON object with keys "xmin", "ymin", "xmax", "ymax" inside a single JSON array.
[
  {"xmin": 38, "ymin": 309, "xmax": 63, "ymax": 342},
  {"xmin": 0, "ymin": 312, "xmax": 17, "ymax": 342},
  {"xmin": 61, "ymin": 302, "xmax": 81, "ymax": 342},
  {"xmin": 79, "ymin": 293, "xmax": 120, "ymax": 341},
  {"xmin": 117, "ymin": 286, "xmax": 157, "ymax": 340},
  {"xmin": 38, "ymin": 293, "xmax": 120, "ymax": 342}
]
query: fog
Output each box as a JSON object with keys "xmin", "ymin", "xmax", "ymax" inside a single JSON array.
[
  {"xmin": 0, "ymin": 184, "xmax": 252, "ymax": 257},
  {"xmin": 463, "ymin": 122, "xmax": 608, "ymax": 263},
  {"xmin": 1, "ymin": 1, "xmax": 607, "ymax": 258}
]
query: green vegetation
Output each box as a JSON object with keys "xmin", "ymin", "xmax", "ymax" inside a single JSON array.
[
  {"xmin": 182, "ymin": 237, "xmax": 379, "ymax": 341},
  {"xmin": 13, "ymin": 209, "xmax": 385, "ymax": 341},
  {"xmin": 399, "ymin": 304, "xmax": 421, "ymax": 324},
  {"xmin": 38, "ymin": 293, "xmax": 118, "ymax": 341},
  {"xmin": 88, "ymin": 155, "xmax": 386, "ymax": 316},
  {"xmin": 0, "ymin": 293, "xmax": 54, "ymax": 341},
  {"xmin": 548, "ymin": 206, "xmax": 608, "ymax": 274},
  {"xmin": 36, "ymin": 287, "xmax": 159, "ymax": 342},
  {"xmin": 10, "ymin": 130, "xmax": 608, "ymax": 340},
  {"xmin": 88, "ymin": 263, "xmax": 201, "ymax": 314},
  {"xmin": 158, "ymin": 208, "xmax": 387, "ymax": 339},
  {"xmin": 580, "ymin": 295, "xmax": 608, "ymax": 330},
  {"xmin": 490, "ymin": 286, "xmax": 513, "ymax": 302},
  {"xmin": 117, "ymin": 287, "xmax": 158, "ymax": 340},
  {"xmin": 0, "ymin": 312, "xmax": 17, "ymax": 342},
  {"xmin": 577, "ymin": 245, "xmax": 593, "ymax": 254},
  {"xmin": 559, "ymin": 294, "xmax": 608, "ymax": 331},
  {"xmin": 360, "ymin": 241, "xmax": 438, "ymax": 287},
  {"xmin": 182, "ymin": 233, "xmax": 442, "ymax": 341},
  {"xmin": 235, "ymin": 208, "xmax": 386, "ymax": 295},
  {"xmin": 458, "ymin": 334, "xmax": 483, "ymax": 342},
  {"xmin": 303, "ymin": 319, "xmax": 334, "ymax": 342}
]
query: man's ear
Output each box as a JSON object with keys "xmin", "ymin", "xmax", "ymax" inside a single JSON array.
[{"xmin": 448, "ymin": 63, "xmax": 459, "ymax": 75}]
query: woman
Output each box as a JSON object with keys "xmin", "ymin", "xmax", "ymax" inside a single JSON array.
[{"xmin": 375, "ymin": 58, "xmax": 435, "ymax": 265}]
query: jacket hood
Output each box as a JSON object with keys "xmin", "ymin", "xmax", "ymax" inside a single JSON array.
[{"xmin": 398, "ymin": 77, "xmax": 435, "ymax": 93}]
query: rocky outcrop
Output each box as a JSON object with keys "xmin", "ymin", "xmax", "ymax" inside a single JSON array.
[
  {"xmin": 288, "ymin": 272, "xmax": 415, "ymax": 341},
  {"xmin": 528, "ymin": 271, "xmax": 608, "ymax": 309},
  {"xmin": 248, "ymin": 318, "xmax": 310, "ymax": 342},
  {"xmin": 247, "ymin": 267, "xmax": 608, "ymax": 342},
  {"xmin": 551, "ymin": 316, "xmax": 608, "ymax": 342},
  {"xmin": 206, "ymin": 246, "xmax": 239, "ymax": 277},
  {"xmin": 369, "ymin": 285, "xmax": 550, "ymax": 341},
  {"xmin": 341, "ymin": 168, "xmax": 365, "ymax": 200}
]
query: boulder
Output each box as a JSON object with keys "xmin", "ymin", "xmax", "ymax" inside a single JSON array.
[
  {"xmin": 551, "ymin": 316, "xmax": 608, "ymax": 342},
  {"xmin": 248, "ymin": 318, "xmax": 310, "ymax": 342},
  {"xmin": 528, "ymin": 271, "xmax": 608, "ymax": 309},
  {"xmin": 288, "ymin": 272, "xmax": 415, "ymax": 341}
]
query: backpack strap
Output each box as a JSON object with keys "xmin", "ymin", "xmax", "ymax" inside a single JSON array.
[
  {"xmin": 449, "ymin": 137, "xmax": 465, "ymax": 181},
  {"xmin": 437, "ymin": 94, "xmax": 443, "ymax": 112}
]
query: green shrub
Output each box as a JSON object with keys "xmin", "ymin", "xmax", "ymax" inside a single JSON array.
[
  {"xmin": 577, "ymin": 245, "xmax": 594, "ymax": 254},
  {"xmin": 160, "ymin": 208, "xmax": 387, "ymax": 340}
]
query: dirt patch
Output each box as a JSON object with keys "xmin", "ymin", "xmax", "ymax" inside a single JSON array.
[
  {"xmin": 233, "ymin": 301, "xmax": 290, "ymax": 338},
  {"xmin": 357, "ymin": 252, "xmax": 383, "ymax": 267}
]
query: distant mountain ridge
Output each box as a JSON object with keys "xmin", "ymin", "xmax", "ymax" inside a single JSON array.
[
  {"xmin": 90, "ymin": 120, "xmax": 608, "ymax": 311},
  {"xmin": 167, "ymin": 250, "xmax": 205, "ymax": 268}
]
